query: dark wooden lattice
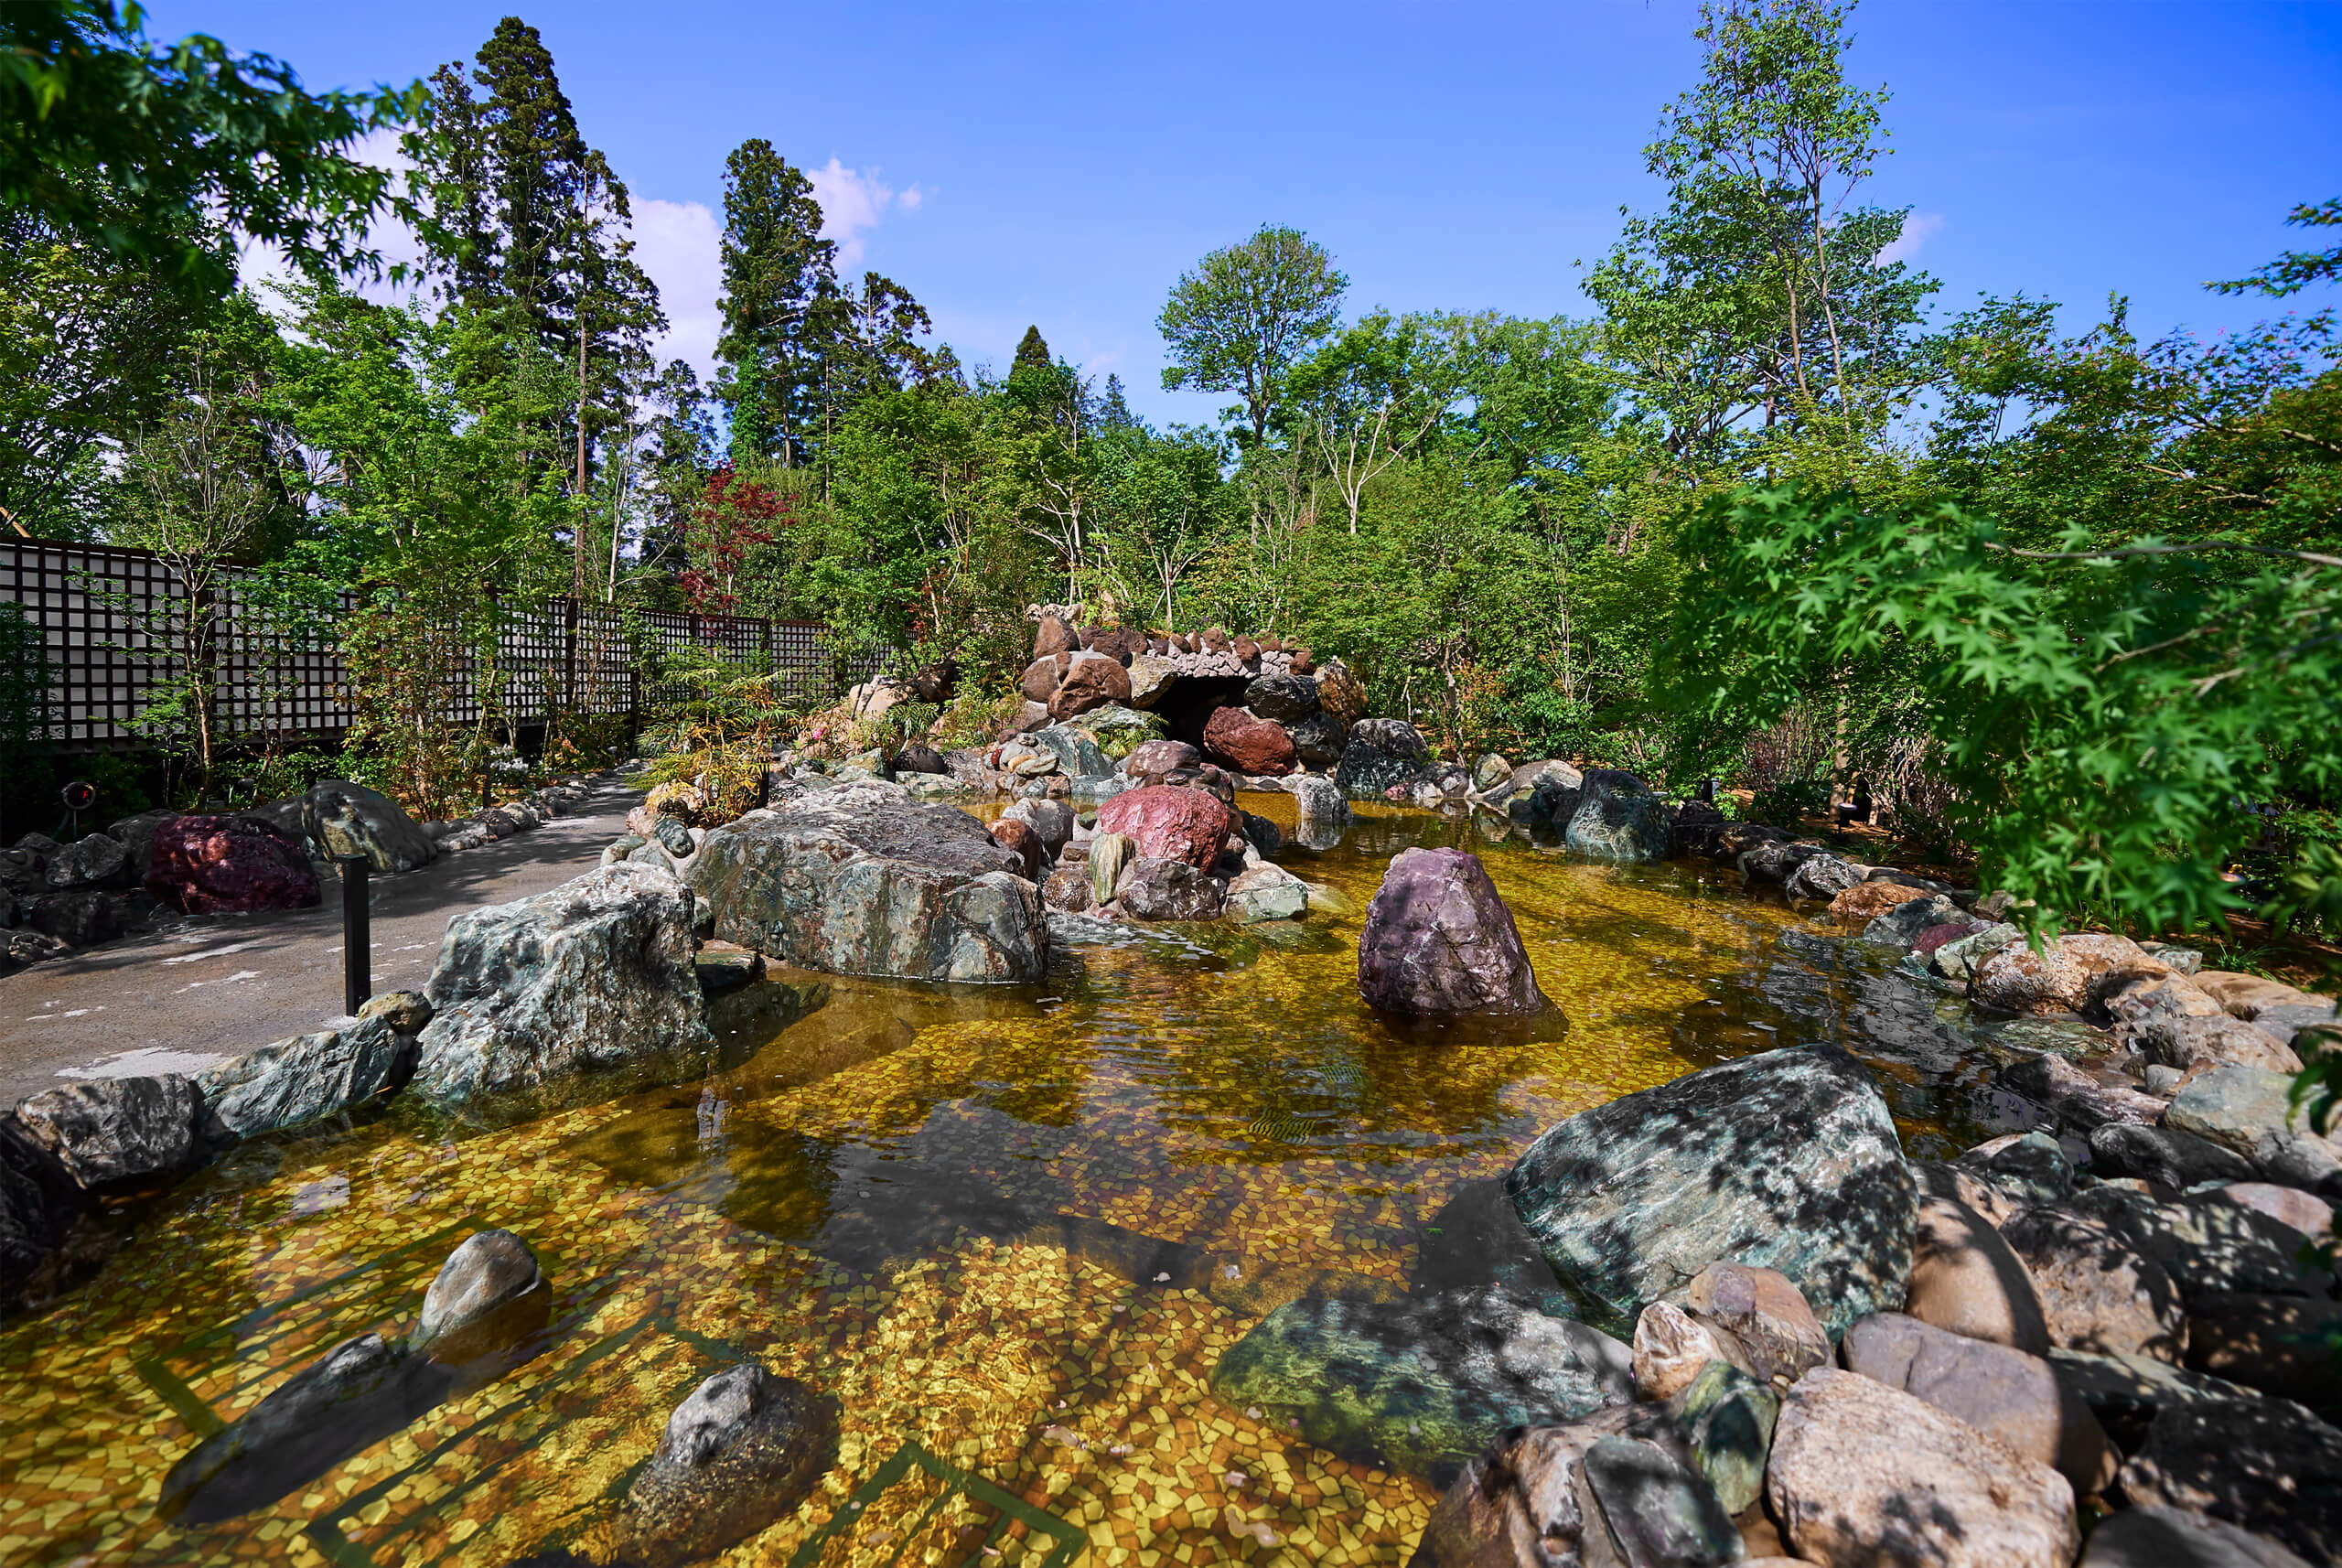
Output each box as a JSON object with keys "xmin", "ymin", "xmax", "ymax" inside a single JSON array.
[{"xmin": 0, "ymin": 538, "xmax": 854, "ymax": 750}]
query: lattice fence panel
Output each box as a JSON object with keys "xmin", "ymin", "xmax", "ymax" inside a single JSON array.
[{"xmin": 1, "ymin": 539, "xmax": 860, "ymax": 749}]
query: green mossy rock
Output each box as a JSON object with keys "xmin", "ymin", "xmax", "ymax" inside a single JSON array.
[{"xmin": 1208, "ymin": 1285, "xmax": 1632, "ymax": 1485}]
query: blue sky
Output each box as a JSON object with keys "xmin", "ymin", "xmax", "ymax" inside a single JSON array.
[{"xmin": 152, "ymin": 0, "xmax": 2342, "ymax": 429}]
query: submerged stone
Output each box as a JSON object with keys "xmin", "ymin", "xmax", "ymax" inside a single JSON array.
[
  {"xmin": 158, "ymin": 1333, "xmax": 442, "ymax": 1524},
  {"xmin": 619, "ymin": 1363, "xmax": 840, "ymax": 1567},
  {"xmin": 1209, "ymin": 1285, "xmax": 1633, "ymax": 1485}
]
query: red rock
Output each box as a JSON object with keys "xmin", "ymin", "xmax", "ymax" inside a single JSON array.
[
  {"xmin": 989, "ymin": 818, "xmax": 1044, "ymax": 881},
  {"xmin": 1093, "ymin": 786, "xmax": 1236, "ymax": 871},
  {"xmin": 1201, "ymin": 705, "xmax": 1296, "ymax": 777},
  {"xmin": 1288, "ymin": 645, "xmax": 1315, "ymax": 676},
  {"xmin": 1231, "ymin": 635, "xmax": 1259, "ymax": 661},
  {"xmin": 1033, "ymin": 614, "xmax": 1075, "ymax": 659},
  {"xmin": 1048, "ymin": 653, "xmax": 1132, "ymax": 720},
  {"xmin": 1200, "ymin": 626, "xmax": 1230, "ymax": 652},
  {"xmin": 146, "ymin": 815, "xmax": 320, "ymax": 915}
]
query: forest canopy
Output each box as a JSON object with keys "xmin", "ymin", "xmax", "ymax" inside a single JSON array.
[{"xmin": 1, "ymin": 0, "xmax": 2337, "ymax": 937}]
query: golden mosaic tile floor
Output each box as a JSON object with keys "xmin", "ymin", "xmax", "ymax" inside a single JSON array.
[{"xmin": 0, "ymin": 799, "xmax": 1862, "ymax": 1568}]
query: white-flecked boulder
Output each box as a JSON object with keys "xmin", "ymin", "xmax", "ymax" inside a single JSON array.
[
  {"xmin": 1508, "ymin": 1047, "xmax": 1915, "ymax": 1339},
  {"xmin": 412, "ymin": 861, "xmax": 714, "ymax": 1108},
  {"xmin": 689, "ymin": 782, "xmax": 1047, "ymax": 983}
]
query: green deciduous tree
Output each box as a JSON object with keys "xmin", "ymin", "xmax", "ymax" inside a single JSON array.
[
  {"xmin": 1, "ymin": 1, "xmax": 424, "ymax": 290},
  {"xmin": 1158, "ymin": 225, "xmax": 1348, "ymax": 446}
]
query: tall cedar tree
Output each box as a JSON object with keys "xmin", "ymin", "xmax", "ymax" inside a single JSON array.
[
  {"xmin": 408, "ymin": 16, "xmax": 661, "ymax": 594},
  {"xmin": 715, "ymin": 139, "xmax": 833, "ymax": 468}
]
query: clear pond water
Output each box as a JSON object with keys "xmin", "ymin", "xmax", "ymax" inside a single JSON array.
[{"xmin": 0, "ymin": 797, "xmax": 2014, "ymax": 1567}]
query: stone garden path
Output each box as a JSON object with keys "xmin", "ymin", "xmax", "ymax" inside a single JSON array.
[{"xmin": 0, "ymin": 778, "xmax": 644, "ymax": 1107}]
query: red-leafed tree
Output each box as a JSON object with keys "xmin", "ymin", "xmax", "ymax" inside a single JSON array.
[{"xmin": 682, "ymin": 464, "xmax": 787, "ymax": 613}]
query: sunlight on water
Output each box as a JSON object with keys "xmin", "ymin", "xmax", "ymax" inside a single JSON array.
[{"xmin": 0, "ymin": 798, "xmax": 1990, "ymax": 1567}]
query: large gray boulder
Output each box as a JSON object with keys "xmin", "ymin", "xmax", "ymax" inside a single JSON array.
[
  {"xmin": 1505, "ymin": 1046, "xmax": 1916, "ymax": 1339},
  {"xmin": 11, "ymin": 1074, "xmax": 202, "ymax": 1193},
  {"xmin": 688, "ymin": 781, "xmax": 1047, "ymax": 983},
  {"xmin": 1209, "ymin": 1285, "xmax": 1632, "ymax": 1485},
  {"xmin": 411, "ymin": 861, "xmax": 713, "ymax": 1109},
  {"xmin": 307, "ymin": 779, "xmax": 438, "ymax": 873},
  {"xmin": 1563, "ymin": 769, "xmax": 1671, "ymax": 862},
  {"xmin": 1357, "ymin": 847, "xmax": 1548, "ymax": 1016},
  {"xmin": 196, "ymin": 1018, "xmax": 416, "ymax": 1139}
]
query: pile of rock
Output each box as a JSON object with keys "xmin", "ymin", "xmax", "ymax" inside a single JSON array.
[
  {"xmin": 0, "ymin": 777, "xmax": 594, "ymax": 977},
  {"xmin": 419, "ymin": 777, "xmax": 594, "ymax": 854},
  {"xmin": 1194, "ymin": 1041, "xmax": 2337, "ymax": 1566}
]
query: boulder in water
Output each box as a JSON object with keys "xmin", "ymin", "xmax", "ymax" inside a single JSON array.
[
  {"xmin": 1332, "ymin": 719, "xmax": 1428, "ymax": 800},
  {"xmin": 1505, "ymin": 1046, "xmax": 1915, "ymax": 1339},
  {"xmin": 1093, "ymin": 784, "xmax": 1235, "ymax": 870},
  {"xmin": 1118, "ymin": 856, "xmax": 1226, "ymax": 921},
  {"xmin": 621, "ymin": 1363, "xmax": 839, "ymax": 1567},
  {"xmin": 1209, "ymin": 1285, "xmax": 1633, "ymax": 1484},
  {"xmin": 11, "ymin": 1074, "xmax": 202, "ymax": 1194},
  {"xmin": 1563, "ymin": 769, "xmax": 1670, "ymax": 862},
  {"xmin": 158, "ymin": 1333, "xmax": 430, "ymax": 1524},
  {"xmin": 412, "ymin": 861, "xmax": 714, "ymax": 1108},
  {"xmin": 411, "ymin": 1228, "xmax": 551, "ymax": 1368},
  {"xmin": 196, "ymin": 1018, "xmax": 416, "ymax": 1139},
  {"xmin": 1356, "ymin": 847, "xmax": 1548, "ymax": 1016},
  {"xmin": 689, "ymin": 781, "xmax": 1047, "ymax": 983}
]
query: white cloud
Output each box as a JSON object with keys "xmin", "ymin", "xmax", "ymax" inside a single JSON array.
[
  {"xmin": 1876, "ymin": 210, "xmax": 1945, "ymax": 266},
  {"xmin": 628, "ymin": 198, "xmax": 723, "ymax": 381},
  {"xmin": 806, "ymin": 157, "xmax": 924, "ymax": 268}
]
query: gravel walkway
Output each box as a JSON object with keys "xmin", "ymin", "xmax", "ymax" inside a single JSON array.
[{"xmin": 0, "ymin": 777, "xmax": 642, "ymax": 1107}]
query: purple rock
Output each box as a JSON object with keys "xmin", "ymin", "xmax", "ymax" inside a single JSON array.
[{"xmin": 1358, "ymin": 847, "xmax": 1550, "ymax": 1016}]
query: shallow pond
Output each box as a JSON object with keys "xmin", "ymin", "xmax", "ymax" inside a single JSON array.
[{"xmin": 0, "ymin": 798, "xmax": 2014, "ymax": 1567}]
